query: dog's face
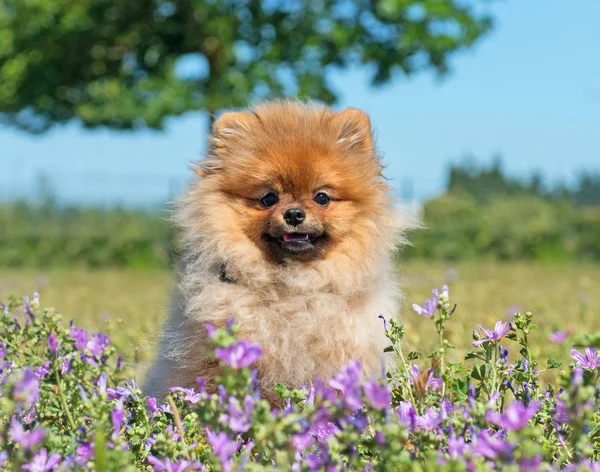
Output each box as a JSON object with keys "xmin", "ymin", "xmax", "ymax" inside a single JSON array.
[{"xmin": 196, "ymin": 102, "xmax": 390, "ymax": 265}]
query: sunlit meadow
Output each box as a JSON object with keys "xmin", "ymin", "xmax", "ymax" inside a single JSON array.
[{"xmin": 1, "ymin": 262, "xmax": 600, "ymax": 470}]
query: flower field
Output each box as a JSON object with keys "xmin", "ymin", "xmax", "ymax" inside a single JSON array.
[{"xmin": 1, "ymin": 266, "xmax": 600, "ymax": 470}]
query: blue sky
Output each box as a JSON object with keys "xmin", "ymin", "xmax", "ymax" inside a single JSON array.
[{"xmin": 1, "ymin": 0, "xmax": 599, "ymax": 206}]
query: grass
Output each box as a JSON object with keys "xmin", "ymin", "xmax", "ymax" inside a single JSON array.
[{"xmin": 1, "ymin": 261, "xmax": 599, "ymax": 384}]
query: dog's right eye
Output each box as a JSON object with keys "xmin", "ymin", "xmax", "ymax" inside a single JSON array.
[{"xmin": 259, "ymin": 192, "xmax": 279, "ymax": 208}]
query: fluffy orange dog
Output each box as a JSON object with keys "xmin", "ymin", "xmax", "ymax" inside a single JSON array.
[{"xmin": 144, "ymin": 100, "xmax": 412, "ymax": 405}]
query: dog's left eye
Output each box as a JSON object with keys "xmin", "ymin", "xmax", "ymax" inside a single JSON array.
[
  {"xmin": 260, "ymin": 192, "xmax": 279, "ymax": 208},
  {"xmin": 313, "ymin": 192, "xmax": 331, "ymax": 206}
]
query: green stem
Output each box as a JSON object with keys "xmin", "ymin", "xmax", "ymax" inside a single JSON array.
[
  {"xmin": 54, "ymin": 368, "xmax": 77, "ymax": 430},
  {"xmin": 489, "ymin": 346, "xmax": 498, "ymax": 401},
  {"xmin": 395, "ymin": 343, "xmax": 418, "ymax": 412},
  {"xmin": 438, "ymin": 322, "xmax": 446, "ymax": 399}
]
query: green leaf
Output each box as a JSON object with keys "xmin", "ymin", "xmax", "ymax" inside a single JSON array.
[
  {"xmin": 407, "ymin": 351, "xmax": 420, "ymax": 361},
  {"xmin": 547, "ymin": 357, "xmax": 563, "ymax": 369}
]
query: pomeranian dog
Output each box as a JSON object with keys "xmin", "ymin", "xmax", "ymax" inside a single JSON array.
[{"xmin": 144, "ymin": 100, "xmax": 412, "ymax": 405}]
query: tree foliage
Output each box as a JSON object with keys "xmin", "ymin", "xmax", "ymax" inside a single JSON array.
[
  {"xmin": 447, "ymin": 157, "xmax": 600, "ymax": 206},
  {"xmin": 0, "ymin": 0, "xmax": 492, "ymax": 133}
]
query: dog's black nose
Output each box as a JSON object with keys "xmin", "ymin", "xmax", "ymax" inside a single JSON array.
[{"xmin": 283, "ymin": 208, "xmax": 305, "ymax": 227}]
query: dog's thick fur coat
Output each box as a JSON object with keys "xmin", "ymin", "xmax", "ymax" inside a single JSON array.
[{"xmin": 144, "ymin": 101, "xmax": 412, "ymax": 405}]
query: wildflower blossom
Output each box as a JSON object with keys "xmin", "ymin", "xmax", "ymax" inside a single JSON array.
[
  {"xmin": 12, "ymin": 369, "xmax": 40, "ymax": 407},
  {"xmin": 205, "ymin": 428, "xmax": 242, "ymax": 472},
  {"xmin": 472, "ymin": 322, "xmax": 512, "ymax": 347},
  {"xmin": 291, "ymin": 433, "xmax": 314, "ymax": 452},
  {"xmin": 412, "ymin": 288, "xmax": 440, "ymax": 318},
  {"xmin": 170, "ymin": 387, "xmax": 202, "ymax": 404},
  {"xmin": 220, "ymin": 395, "xmax": 254, "ymax": 433},
  {"xmin": 75, "ymin": 443, "xmax": 94, "ymax": 464},
  {"xmin": 215, "ymin": 341, "xmax": 262, "ymax": 369},
  {"xmin": 397, "ymin": 401, "xmax": 417, "ymax": 430},
  {"xmin": 486, "ymin": 401, "xmax": 540, "ymax": 431},
  {"xmin": 147, "ymin": 456, "xmax": 203, "ymax": 471},
  {"xmin": 9, "ymin": 418, "xmax": 45, "ymax": 449},
  {"xmin": 473, "ymin": 430, "xmax": 514, "ymax": 461},
  {"xmin": 329, "ymin": 360, "xmax": 363, "ymax": 410},
  {"xmin": 34, "ymin": 361, "xmax": 51, "ymax": 380},
  {"xmin": 22, "ymin": 449, "xmax": 62, "ymax": 472},
  {"xmin": 409, "ymin": 365, "xmax": 443, "ymax": 393},
  {"xmin": 571, "ymin": 347, "xmax": 600, "ymax": 371},
  {"xmin": 47, "ymin": 335, "xmax": 59, "ymax": 356},
  {"xmin": 416, "ymin": 407, "xmax": 445, "ymax": 432},
  {"xmin": 111, "ymin": 408, "xmax": 125, "ymax": 439},
  {"xmin": 70, "ymin": 328, "xmax": 89, "ymax": 351},
  {"xmin": 363, "ymin": 380, "xmax": 391, "ymax": 410},
  {"xmin": 87, "ymin": 333, "xmax": 109, "ymax": 357},
  {"xmin": 549, "ymin": 331, "xmax": 569, "ymax": 344}
]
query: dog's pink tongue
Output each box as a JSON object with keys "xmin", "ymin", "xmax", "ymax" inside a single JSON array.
[{"xmin": 283, "ymin": 233, "xmax": 309, "ymax": 242}]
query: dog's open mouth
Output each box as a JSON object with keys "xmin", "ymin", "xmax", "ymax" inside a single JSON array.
[
  {"xmin": 281, "ymin": 233, "xmax": 310, "ymax": 243},
  {"xmin": 263, "ymin": 232, "xmax": 327, "ymax": 259}
]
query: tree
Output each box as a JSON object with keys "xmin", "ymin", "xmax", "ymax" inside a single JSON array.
[{"xmin": 0, "ymin": 0, "xmax": 493, "ymax": 134}]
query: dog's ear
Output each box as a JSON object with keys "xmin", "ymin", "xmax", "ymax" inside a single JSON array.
[
  {"xmin": 194, "ymin": 112, "xmax": 255, "ymax": 177},
  {"xmin": 213, "ymin": 111, "xmax": 255, "ymax": 139},
  {"xmin": 334, "ymin": 108, "xmax": 373, "ymax": 154}
]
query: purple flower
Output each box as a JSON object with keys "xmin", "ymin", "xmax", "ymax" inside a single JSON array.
[
  {"xmin": 47, "ymin": 335, "xmax": 59, "ymax": 356},
  {"xmin": 549, "ymin": 331, "xmax": 569, "ymax": 344},
  {"xmin": 70, "ymin": 328, "xmax": 89, "ymax": 351},
  {"xmin": 220, "ymin": 395, "xmax": 254, "ymax": 433},
  {"xmin": 9, "ymin": 418, "xmax": 45, "ymax": 449},
  {"xmin": 412, "ymin": 288, "xmax": 440, "ymax": 318},
  {"xmin": 205, "ymin": 428, "xmax": 241, "ymax": 472},
  {"xmin": 378, "ymin": 314, "xmax": 390, "ymax": 331},
  {"xmin": 564, "ymin": 460, "xmax": 600, "ymax": 472},
  {"xmin": 473, "ymin": 430, "xmax": 514, "ymax": 461},
  {"xmin": 519, "ymin": 456, "xmax": 543, "ymax": 471},
  {"xmin": 147, "ymin": 456, "xmax": 203, "ymax": 471},
  {"xmin": 87, "ymin": 333, "xmax": 109, "ymax": 357},
  {"xmin": 75, "ymin": 443, "xmax": 94, "ymax": 464},
  {"xmin": 13, "ymin": 369, "xmax": 40, "ymax": 407},
  {"xmin": 0, "ymin": 451, "xmax": 7, "ymax": 468},
  {"xmin": 291, "ymin": 433, "xmax": 314, "ymax": 452},
  {"xmin": 117, "ymin": 354, "xmax": 123, "ymax": 370},
  {"xmin": 111, "ymin": 409, "xmax": 125, "ymax": 439},
  {"xmin": 571, "ymin": 347, "xmax": 600, "ymax": 371},
  {"xmin": 362, "ymin": 380, "xmax": 391, "ymax": 410},
  {"xmin": 409, "ymin": 365, "xmax": 443, "ymax": 392},
  {"xmin": 34, "ymin": 361, "xmax": 51, "ymax": 380},
  {"xmin": 97, "ymin": 374, "xmax": 108, "ymax": 396},
  {"xmin": 486, "ymin": 401, "xmax": 540, "ymax": 431},
  {"xmin": 447, "ymin": 435, "xmax": 469, "ymax": 459},
  {"xmin": 22, "ymin": 449, "xmax": 62, "ymax": 472},
  {"xmin": 397, "ymin": 401, "xmax": 417, "ymax": 430},
  {"xmin": 61, "ymin": 357, "xmax": 73, "ymax": 375},
  {"xmin": 329, "ymin": 360, "xmax": 363, "ymax": 410},
  {"xmin": 499, "ymin": 346, "xmax": 509, "ymax": 364},
  {"xmin": 308, "ymin": 408, "xmax": 339, "ymax": 442},
  {"xmin": 24, "ymin": 295, "xmax": 34, "ymax": 318},
  {"xmin": 77, "ymin": 385, "xmax": 89, "ymax": 403},
  {"xmin": 472, "ymin": 322, "xmax": 512, "ymax": 347},
  {"xmin": 416, "ymin": 407, "xmax": 445, "ymax": 432},
  {"xmin": 170, "ymin": 387, "xmax": 202, "ymax": 404},
  {"xmin": 554, "ymin": 398, "xmax": 569, "ymax": 423},
  {"xmin": 148, "ymin": 397, "xmax": 159, "ymax": 415},
  {"xmin": 205, "ymin": 324, "xmax": 216, "ymax": 339},
  {"xmin": 215, "ymin": 341, "xmax": 262, "ymax": 369}
]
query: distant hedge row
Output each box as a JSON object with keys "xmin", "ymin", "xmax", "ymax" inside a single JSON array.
[
  {"xmin": 0, "ymin": 202, "xmax": 176, "ymax": 268},
  {"xmin": 406, "ymin": 193, "xmax": 600, "ymax": 262},
  {"xmin": 1, "ymin": 195, "xmax": 599, "ymax": 268}
]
